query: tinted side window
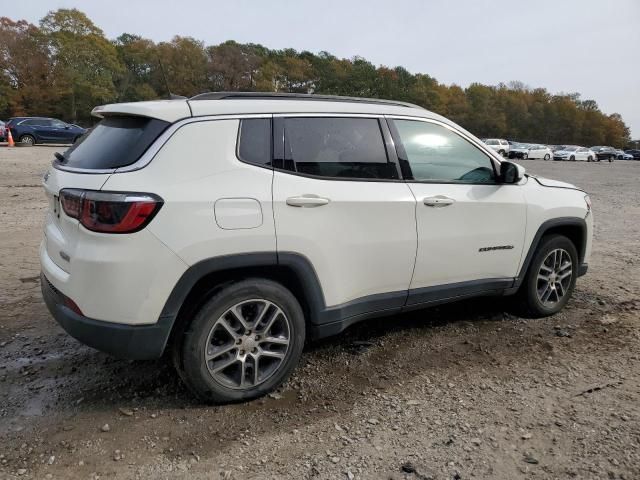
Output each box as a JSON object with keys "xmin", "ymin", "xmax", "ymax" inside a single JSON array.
[
  {"xmin": 238, "ymin": 118, "xmax": 272, "ymax": 166},
  {"xmin": 283, "ymin": 117, "xmax": 397, "ymax": 180},
  {"xmin": 59, "ymin": 116, "xmax": 169, "ymax": 170},
  {"xmin": 392, "ymin": 119, "xmax": 495, "ymax": 184}
]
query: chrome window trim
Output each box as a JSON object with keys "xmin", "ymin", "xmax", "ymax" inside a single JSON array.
[{"xmin": 272, "ymin": 112, "xmax": 386, "ymax": 119}]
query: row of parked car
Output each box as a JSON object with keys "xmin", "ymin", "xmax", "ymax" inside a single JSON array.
[
  {"xmin": 483, "ymin": 138, "xmax": 640, "ymax": 162},
  {"xmin": 0, "ymin": 117, "xmax": 87, "ymax": 145}
]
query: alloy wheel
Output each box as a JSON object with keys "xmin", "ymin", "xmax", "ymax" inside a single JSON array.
[
  {"xmin": 536, "ymin": 248, "xmax": 573, "ymax": 307},
  {"xmin": 204, "ymin": 299, "xmax": 291, "ymax": 390}
]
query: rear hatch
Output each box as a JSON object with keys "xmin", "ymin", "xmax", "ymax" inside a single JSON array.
[{"xmin": 42, "ymin": 116, "xmax": 170, "ymax": 273}]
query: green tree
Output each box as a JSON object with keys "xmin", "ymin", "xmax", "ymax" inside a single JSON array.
[
  {"xmin": 113, "ymin": 33, "xmax": 158, "ymax": 102},
  {"xmin": 40, "ymin": 8, "xmax": 121, "ymax": 123}
]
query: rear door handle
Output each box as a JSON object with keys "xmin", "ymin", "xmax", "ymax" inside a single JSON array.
[
  {"xmin": 286, "ymin": 195, "xmax": 330, "ymax": 208},
  {"xmin": 423, "ymin": 195, "xmax": 455, "ymax": 207}
]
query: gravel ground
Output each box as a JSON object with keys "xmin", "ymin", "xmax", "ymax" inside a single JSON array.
[{"xmin": 0, "ymin": 146, "xmax": 639, "ymax": 480}]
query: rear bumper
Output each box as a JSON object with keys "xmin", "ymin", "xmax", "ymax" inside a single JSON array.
[{"xmin": 41, "ymin": 272, "xmax": 172, "ymax": 360}]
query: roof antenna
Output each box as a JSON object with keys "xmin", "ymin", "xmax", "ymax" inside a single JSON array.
[{"xmin": 157, "ymin": 58, "xmax": 187, "ymax": 100}]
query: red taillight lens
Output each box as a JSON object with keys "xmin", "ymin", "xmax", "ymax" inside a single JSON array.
[
  {"xmin": 60, "ymin": 189, "xmax": 83, "ymax": 218},
  {"xmin": 59, "ymin": 189, "xmax": 162, "ymax": 234}
]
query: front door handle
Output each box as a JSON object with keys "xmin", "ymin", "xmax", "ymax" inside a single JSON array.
[
  {"xmin": 423, "ymin": 195, "xmax": 455, "ymax": 207},
  {"xmin": 286, "ymin": 195, "xmax": 330, "ymax": 208}
]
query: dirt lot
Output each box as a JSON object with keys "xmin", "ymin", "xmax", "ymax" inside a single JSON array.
[{"xmin": 0, "ymin": 146, "xmax": 638, "ymax": 480}]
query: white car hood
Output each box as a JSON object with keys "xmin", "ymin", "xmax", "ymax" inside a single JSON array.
[{"xmin": 532, "ymin": 176, "xmax": 578, "ymax": 190}]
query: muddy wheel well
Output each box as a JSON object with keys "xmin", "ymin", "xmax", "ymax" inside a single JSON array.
[
  {"xmin": 543, "ymin": 224, "xmax": 585, "ymax": 263},
  {"xmin": 166, "ymin": 265, "xmax": 312, "ymax": 358}
]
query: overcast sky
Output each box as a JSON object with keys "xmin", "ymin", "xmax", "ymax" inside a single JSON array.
[{"xmin": 6, "ymin": 0, "xmax": 640, "ymax": 137}]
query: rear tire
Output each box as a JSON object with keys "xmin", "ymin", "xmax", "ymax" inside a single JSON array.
[
  {"xmin": 498, "ymin": 149, "xmax": 506, "ymax": 157},
  {"xmin": 19, "ymin": 134, "xmax": 35, "ymax": 146},
  {"xmin": 570, "ymin": 155, "xmax": 576, "ymax": 161},
  {"xmin": 515, "ymin": 235, "xmax": 578, "ymax": 318},
  {"xmin": 522, "ymin": 153, "xmax": 528, "ymax": 160},
  {"xmin": 176, "ymin": 278, "xmax": 305, "ymax": 404},
  {"xmin": 544, "ymin": 154, "xmax": 550, "ymax": 161}
]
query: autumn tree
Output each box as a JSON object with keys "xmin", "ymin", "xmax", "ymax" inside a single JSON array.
[
  {"xmin": 207, "ymin": 41, "xmax": 263, "ymax": 91},
  {"xmin": 0, "ymin": 8, "xmax": 631, "ymax": 147},
  {"xmin": 0, "ymin": 17, "xmax": 54, "ymax": 117},
  {"xmin": 155, "ymin": 36, "xmax": 208, "ymax": 97}
]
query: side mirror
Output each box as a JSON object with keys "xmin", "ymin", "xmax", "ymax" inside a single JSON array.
[{"xmin": 500, "ymin": 161, "xmax": 525, "ymax": 184}]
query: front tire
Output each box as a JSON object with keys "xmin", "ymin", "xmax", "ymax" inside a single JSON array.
[
  {"xmin": 177, "ymin": 279, "xmax": 305, "ymax": 403},
  {"xmin": 570, "ymin": 155, "xmax": 576, "ymax": 161},
  {"xmin": 522, "ymin": 153, "xmax": 528, "ymax": 160},
  {"xmin": 544, "ymin": 154, "xmax": 550, "ymax": 161},
  {"xmin": 516, "ymin": 235, "xmax": 578, "ymax": 318}
]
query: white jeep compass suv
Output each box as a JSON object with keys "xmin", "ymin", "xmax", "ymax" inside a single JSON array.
[{"xmin": 40, "ymin": 93, "xmax": 593, "ymax": 403}]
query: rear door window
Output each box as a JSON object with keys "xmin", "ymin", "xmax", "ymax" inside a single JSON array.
[
  {"xmin": 282, "ymin": 117, "xmax": 398, "ymax": 180},
  {"xmin": 57, "ymin": 116, "xmax": 169, "ymax": 170},
  {"xmin": 237, "ymin": 118, "xmax": 272, "ymax": 167}
]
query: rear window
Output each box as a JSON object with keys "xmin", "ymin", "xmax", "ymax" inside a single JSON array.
[{"xmin": 57, "ymin": 116, "xmax": 169, "ymax": 170}]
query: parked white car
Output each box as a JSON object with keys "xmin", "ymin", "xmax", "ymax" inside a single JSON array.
[
  {"xmin": 527, "ymin": 144, "xmax": 553, "ymax": 160},
  {"xmin": 617, "ymin": 150, "xmax": 634, "ymax": 160},
  {"xmin": 553, "ymin": 146, "xmax": 595, "ymax": 161},
  {"xmin": 40, "ymin": 93, "xmax": 593, "ymax": 403},
  {"xmin": 483, "ymin": 138, "xmax": 510, "ymax": 156}
]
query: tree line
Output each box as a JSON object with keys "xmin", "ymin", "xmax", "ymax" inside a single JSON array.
[{"xmin": 0, "ymin": 8, "xmax": 631, "ymax": 147}]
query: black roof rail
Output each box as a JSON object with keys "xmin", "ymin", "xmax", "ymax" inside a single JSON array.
[{"xmin": 188, "ymin": 92, "xmax": 424, "ymax": 110}]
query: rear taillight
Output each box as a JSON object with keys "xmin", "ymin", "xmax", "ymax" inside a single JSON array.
[{"xmin": 59, "ymin": 189, "xmax": 163, "ymax": 234}]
